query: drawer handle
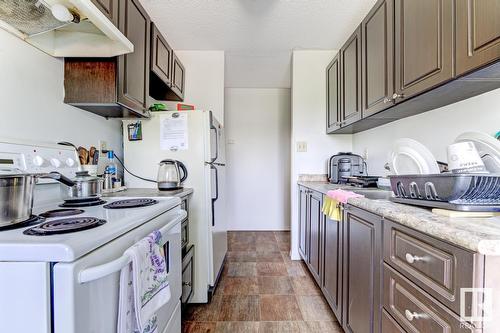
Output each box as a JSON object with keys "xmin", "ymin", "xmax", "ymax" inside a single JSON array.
[
  {"xmin": 405, "ymin": 309, "xmax": 427, "ymax": 322},
  {"xmin": 183, "ymin": 282, "xmax": 192, "ymax": 287},
  {"xmin": 405, "ymin": 253, "xmax": 424, "ymax": 264}
]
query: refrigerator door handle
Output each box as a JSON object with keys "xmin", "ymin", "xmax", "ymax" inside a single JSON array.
[
  {"xmin": 209, "ymin": 112, "xmax": 219, "ymax": 163},
  {"xmin": 211, "ymin": 164, "xmax": 219, "ymax": 226}
]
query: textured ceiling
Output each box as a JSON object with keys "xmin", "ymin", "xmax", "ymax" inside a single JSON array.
[{"xmin": 142, "ymin": 0, "xmax": 377, "ymax": 88}]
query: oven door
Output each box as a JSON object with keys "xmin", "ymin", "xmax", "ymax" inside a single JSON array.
[{"xmin": 52, "ymin": 209, "xmax": 184, "ymax": 333}]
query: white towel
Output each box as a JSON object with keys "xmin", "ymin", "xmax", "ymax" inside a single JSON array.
[{"xmin": 117, "ymin": 230, "xmax": 171, "ymax": 333}]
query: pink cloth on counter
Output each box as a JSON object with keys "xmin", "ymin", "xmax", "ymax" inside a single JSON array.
[{"xmin": 326, "ymin": 189, "xmax": 364, "ymax": 204}]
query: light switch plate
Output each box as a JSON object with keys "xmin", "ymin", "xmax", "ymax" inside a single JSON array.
[{"xmin": 297, "ymin": 141, "xmax": 307, "ymax": 152}]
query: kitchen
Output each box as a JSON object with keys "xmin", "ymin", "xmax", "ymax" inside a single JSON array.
[{"xmin": 0, "ymin": 0, "xmax": 499, "ymax": 333}]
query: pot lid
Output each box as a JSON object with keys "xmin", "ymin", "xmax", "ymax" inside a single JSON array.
[{"xmin": 74, "ymin": 171, "xmax": 100, "ymax": 181}]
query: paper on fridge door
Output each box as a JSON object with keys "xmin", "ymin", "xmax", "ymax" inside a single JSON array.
[{"xmin": 160, "ymin": 113, "xmax": 189, "ymax": 151}]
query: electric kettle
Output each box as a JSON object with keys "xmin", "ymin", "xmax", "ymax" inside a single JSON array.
[{"xmin": 157, "ymin": 159, "xmax": 188, "ymax": 191}]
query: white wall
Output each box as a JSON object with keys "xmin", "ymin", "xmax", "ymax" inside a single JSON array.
[
  {"xmin": 352, "ymin": 89, "xmax": 500, "ymax": 176},
  {"xmin": 225, "ymin": 88, "xmax": 291, "ymax": 230},
  {"xmin": 0, "ymin": 29, "xmax": 123, "ymax": 159},
  {"xmin": 162, "ymin": 51, "xmax": 225, "ymax": 124},
  {"xmin": 290, "ymin": 50, "xmax": 352, "ymax": 260}
]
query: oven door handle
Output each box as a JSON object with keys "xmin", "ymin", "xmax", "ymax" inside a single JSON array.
[{"xmin": 78, "ymin": 212, "xmax": 186, "ymax": 284}]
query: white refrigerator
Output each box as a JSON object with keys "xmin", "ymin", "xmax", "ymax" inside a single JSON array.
[{"xmin": 123, "ymin": 110, "xmax": 227, "ymax": 303}]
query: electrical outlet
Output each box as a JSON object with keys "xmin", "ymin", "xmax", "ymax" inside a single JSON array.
[
  {"xmin": 297, "ymin": 141, "xmax": 307, "ymax": 153},
  {"xmin": 98, "ymin": 140, "xmax": 108, "ymax": 154}
]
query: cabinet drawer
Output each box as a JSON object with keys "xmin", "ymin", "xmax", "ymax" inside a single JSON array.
[
  {"xmin": 384, "ymin": 220, "xmax": 483, "ymax": 315},
  {"xmin": 181, "ymin": 219, "xmax": 189, "ymax": 250},
  {"xmin": 181, "ymin": 245, "xmax": 194, "ymax": 304},
  {"xmin": 384, "ymin": 264, "xmax": 477, "ymax": 333},
  {"xmin": 382, "ymin": 309, "xmax": 406, "ymax": 333},
  {"xmin": 181, "ymin": 198, "xmax": 189, "ymax": 219}
]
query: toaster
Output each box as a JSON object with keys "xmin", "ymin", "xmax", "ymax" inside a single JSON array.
[{"xmin": 328, "ymin": 152, "xmax": 367, "ymax": 184}]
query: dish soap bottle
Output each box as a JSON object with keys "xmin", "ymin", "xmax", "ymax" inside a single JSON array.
[{"xmin": 105, "ymin": 151, "xmax": 117, "ymax": 178}]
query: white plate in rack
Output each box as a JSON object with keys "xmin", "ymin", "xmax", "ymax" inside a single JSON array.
[
  {"xmin": 455, "ymin": 132, "xmax": 500, "ymax": 173},
  {"xmin": 389, "ymin": 138, "xmax": 440, "ymax": 175}
]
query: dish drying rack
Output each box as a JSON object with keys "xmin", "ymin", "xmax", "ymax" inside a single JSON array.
[{"xmin": 389, "ymin": 174, "xmax": 500, "ymax": 212}]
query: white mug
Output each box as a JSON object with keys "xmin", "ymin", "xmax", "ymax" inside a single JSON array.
[{"xmin": 447, "ymin": 141, "xmax": 487, "ymax": 174}]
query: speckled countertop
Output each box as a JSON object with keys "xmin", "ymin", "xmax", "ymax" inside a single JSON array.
[
  {"xmin": 103, "ymin": 187, "xmax": 193, "ymax": 199},
  {"xmin": 299, "ymin": 181, "xmax": 500, "ymax": 255}
]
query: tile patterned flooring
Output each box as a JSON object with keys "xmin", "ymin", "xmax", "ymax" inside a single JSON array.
[{"xmin": 182, "ymin": 231, "xmax": 344, "ymax": 333}]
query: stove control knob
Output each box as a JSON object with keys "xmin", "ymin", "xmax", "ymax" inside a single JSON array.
[
  {"xmin": 50, "ymin": 158, "xmax": 62, "ymax": 168},
  {"xmin": 65, "ymin": 158, "xmax": 76, "ymax": 167},
  {"xmin": 33, "ymin": 156, "xmax": 45, "ymax": 167}
]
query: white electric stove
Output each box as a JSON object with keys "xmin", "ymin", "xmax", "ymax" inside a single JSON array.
[{"xmin": 0, "ymin": 139, "xmax": 185, "ymax": 333}]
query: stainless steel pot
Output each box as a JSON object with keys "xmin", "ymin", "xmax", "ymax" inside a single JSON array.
[
  {"xmin": 58, "ymin": 171, "xmax": 103, "ymax": 201},
  {"xmin": 0, "ymin": 171, "xmax": 75, "ymax": 228}
]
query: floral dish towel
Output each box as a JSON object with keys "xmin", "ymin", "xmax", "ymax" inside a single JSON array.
[{"xmin": 118, "ymin": 230, "xmax": 171, "ymax": 333}]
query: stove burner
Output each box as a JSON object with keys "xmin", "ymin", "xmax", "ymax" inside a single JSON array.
[
  {"xmin": 40, "ymin": 209, "xmax": 85, "ymax": 218},
  {"xmin": 60, "ymin": 199, "xmax": 107, "ymax": 208},
  {"xmin": 103, "ymin": 198, "xmax": 158, "ymax": 209},
  {"xmin": 0, "ymin": 215, "xmax": 45, "ymax": 231},
  {"xmin": 23, "ymin": 217, "xmax": 107, "ymax": 236}
]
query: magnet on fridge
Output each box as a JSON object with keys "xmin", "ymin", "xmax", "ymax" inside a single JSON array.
[{"xmin": 127, "ymin": 122, "xmax": 142, "ymax": 141}]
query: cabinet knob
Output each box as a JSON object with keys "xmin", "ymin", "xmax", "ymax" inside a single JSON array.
[
  {"xmin": 405, "ymin": 309, "xmax": 427, "ymax": 322},
  {"xmin": 383, "ymin": 97, "xmax": 393, "ymax": 103},
  {"xmin": 182, "ymin": 281, "xmax": 192, "ymax": 287},
  {"xmin": 392, "ymin": 93, "xmax": 404, "ymax": 100},
  {"xmin": 405, "ymin": 253, "xmax": 423, "ymax": 264}
]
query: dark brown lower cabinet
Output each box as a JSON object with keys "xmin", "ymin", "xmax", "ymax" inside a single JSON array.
[
  {"xmin": 307, "ymin": 190, "xmax": 322, "ymax": 284},
  {"xmin": 343, "ymin": 205, "xmax": 382, "ymax": 333},
  {"xmin": 322, "ymin": 214, "xmax": 343, "ymax": 323},
  {"xmin": 298, "ymin": 186, "xmax": 309, "ymax": 261},
  {"xmin": 382, "ymin": 309, "xmax": 406, "ymax": 333}
]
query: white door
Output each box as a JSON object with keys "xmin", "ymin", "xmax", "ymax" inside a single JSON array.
[
  {"xmin": 52, "ymin": 210, "xmax": 184, "ymax": 333},
  {"xmin": 209, "ymin": 163, "xmax": 227, "ymax": 286}
]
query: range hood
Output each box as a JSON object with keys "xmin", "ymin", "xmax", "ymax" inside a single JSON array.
[{"xmin": 0, "ymin": 0, "xmax": 133, "ymax": 57}]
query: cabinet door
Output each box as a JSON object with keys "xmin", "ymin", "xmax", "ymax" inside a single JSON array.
[
  {"xmin": 298, "ymin": 187, "xmax": 309, "ymax": 261},
  {"xmin": 308, "ymin": 190, "xmax": 322, "ymax": 283},
  {"xmin": 394, "ymin": 0, "xmax": 453, "ymax": 102},
  {"xmin": 326, "ymin": 54, "xmax": 341, "ymax": 133},
  {"xmin": 118, "ymin": 0, "xmax": 151, "ymax": 114},
  {"xmin": 456, "ymin": 0, "xmax": 500, "ymax": 75},
  {"xmin": 151, "ymin": 23, "xmax": 173, "ymax": 86},
  {"xmin": 91, "ymin": 0, "xmax": 118, "ymax": 26},
  {"xmin": 362, "ymin": 0, "xmax": 394, "ymax": 117},
  {"xmin": 171, "ymin": 53, "xmax": 185, "ymax": 100},
  {"xmin": 322, "ymin": 214, "xmax": 343, "ymax": 323},
  {"xmin": 340, "ymin": 26, "xmax": 362, "ymax": 126},
  {"xmin": 343, "ymin": 206, "xmax": 382, "ymax": 333}
]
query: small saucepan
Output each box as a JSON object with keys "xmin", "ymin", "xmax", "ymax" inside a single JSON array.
[{"xmin": 52, "ymin": 171, "xmax": 104, "ymax": 201}]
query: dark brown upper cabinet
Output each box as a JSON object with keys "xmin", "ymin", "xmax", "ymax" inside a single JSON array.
[
  {"xmin": 170, "ymin": 53, "xmax": 186, "ymax": 101},
  {"xmin": 361, "ymin": 0, "xmax": 394, "ymax": 117},
  {"xmin": 117, "ymin": 0, "xmax": 151, "ymax": 114},
  {"xmin": 340, "ymin": 26, "xmax": 362, "ymax": 127},
  {"xmin": 393, "ymin": 0, "xmax": 454, "ymax": 102},
  {"xmin": 91, "ymin": 0, "xmax": 118, "ymax": 26},
  {"xmin": 326, "ymin": 54, "xmax": 341, "ymax": 133},
  {"xmin": 149, "ymin": 23, "xmax": 174, "ymax": 100},
  {"xmin": 456, "ymin": 0, "xmax": 500, "ymax": 76},
  {"xmin": 64, "ymin": 0, "xmax": 151, "ymax": 117}
]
